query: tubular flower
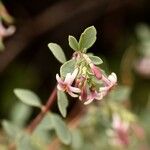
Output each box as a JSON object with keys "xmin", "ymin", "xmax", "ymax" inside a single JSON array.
[
  {"xmin": 90, "ymin": 63, "xmax": 102, "ymax": 79},
  {"xmin": 56, "ymin": 52, "xmax": 117, "ymax": 105},
  {"xmin": 110, "ymin": 114, "xmax": 130, "ymax": 146},
  {"xmin": 84, "ymin": 89, "xmax": 103, "ymax": 105},
  {"xmin": 56, "ymin": 68, "xmax": 81, "ymax": 97},
  {"xmin": 100, "ymin": 72, "xmax": 117, "ymax": 92}
]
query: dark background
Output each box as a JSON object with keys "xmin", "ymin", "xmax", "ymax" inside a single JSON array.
[{"xmin": 0, "ymin": 0, "xmax": 150, "ymax": 119}]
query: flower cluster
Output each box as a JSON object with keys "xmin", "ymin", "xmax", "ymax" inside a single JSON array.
[{"xmin": 56, "ymin": 52, "xmax": 117, "ymax": 105}]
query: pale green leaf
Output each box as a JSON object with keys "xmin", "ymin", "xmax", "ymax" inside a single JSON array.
[
  {"xmin": 14, "ymin": 89, "xmax": 42, "ymax": 108},
  {"xmin": 57, "ymin": 91, "xmax": 68, "ymax": 117},
  {"xmin": 68, "ymin": 35, "xmax": 79, "ymax": 51},
  {"xmin": 17, "ymin": 133, "xmax": 33, "ymax": 150},
  {"xmin": 2, "ymin": 120, "xmax": 21, "ymax": 139},
  {"xmin": 71, "ymin": 129, "xmax": 83, "ymax": 149},
  {"xmin": 60, "ymin": 59, "xmax": 76, "ymax": 77},
  {"xmin": 89, "ymin": 55, "xmax": 103, "ymax": 65},
  {"xmin": 48, "ymin": 43, "xmax": 66, "ymax": 63},
  {"xmin": 109, "ymin": 86, "xmax": 131, "ymax": 102},
  {"xmin": 51, "ymin": 113, "xmax": 71, "ymax": 145},
  {"xmin": 79, "ymin": 26, "xmax": 97, "ymax": 51},
  {"xmin": 36, "ymin": 113, "xmax": 53, "ymax": 131},
  {"xmin": 10, "ymin": 102, "xmax": 32, "ymax": 127}
]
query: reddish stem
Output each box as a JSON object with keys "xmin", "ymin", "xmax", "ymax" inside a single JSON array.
[{"xmin": 26, "ymin": 86, "xmax": 57, "ymax": 134}]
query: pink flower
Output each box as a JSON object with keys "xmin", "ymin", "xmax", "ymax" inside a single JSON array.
[
  {"xmin": 111, "ymin": 114, "xmax": 129, "ymax": 146},
  {"xmin": 100, "ymin": 72, "xmax": 117, "ymax": 92},
  {"xmin": 0, "ymin": 21, "xmax": 15, "ymax": 38},
  {"xmin": 84, "ymin": 89, "xmax": 103, "ymax": 105},
  {"xmin": 56, "ymin": 68, "xmax": 81, "ymax": 97},
  {"xmin": 90, "ymin": 63, "xmax": 102, "ymax": 79}
]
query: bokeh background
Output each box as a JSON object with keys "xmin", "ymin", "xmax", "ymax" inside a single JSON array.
[{"xmin": 0, "ymin": 0, "xmax": 150, "ymax": 149}]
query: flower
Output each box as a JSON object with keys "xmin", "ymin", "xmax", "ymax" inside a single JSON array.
[
  {"xmin": 56, "ymin": 68, "xmax": 81, "ymax": 97},
  {"xmin": 108, "ymin": 114, "xmax": 130, "ymax": 147},
  {"xmin": 100, "ymin": 72, "xmax": 117, "ymax": 92},
  {"xmin": 90, "ymin": 63, "xmax": 102, "ymax": 79},
  {"xmin": 0, "ymin": 21, "xmax": 15, "ymax": 38},
  {"xmin": 84, "ymin": 89, "xmax": 103, "ymax": 105}
]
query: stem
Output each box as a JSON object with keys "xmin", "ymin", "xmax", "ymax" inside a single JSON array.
[{"xmin": 26, "ymin": 86, "xmax": 57, "ymax": 134}]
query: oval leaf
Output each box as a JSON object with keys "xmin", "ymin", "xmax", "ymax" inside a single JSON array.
[
  {"xmin": 14, "ymin": 89, "xmax": 42, "ymax": 108},
  {"xmin": 89, "ymin": 55, "xmax": 103, "ymax": 65},
  {"xmin": 51, "ymin": 113, "xmax": 71, "ymax": 145},
  {"xmin": 2, "ymin": 120, "xmax": 21, "ymax": 139},
  {"xmin": 57, "ymin": 91, "xmax": 68, "ymax": 117},
  {"xmin": 60, "ymin": 59, "xmax": 76, "ymax": 77},
  {"xmin": 79, "ymin": 26, "xmax": 97, "ymax": 51},
  {"xmin": 68, "ymin": 35, "xmax": 79, "ymax": 51},
  {"xmin": 48, "ymin": 43, "xmax": 66, "ymax": 63}
]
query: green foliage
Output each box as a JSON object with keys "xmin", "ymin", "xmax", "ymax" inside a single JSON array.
[
  {"xmin": 48, "ymin": 43, "xmax": 67, "ymax": 63},
  {"xmin": 60, "ymin": 59, "xmax": 76, "ymax": 77},
  {"xmin": 57, "ymin": 91, "xmax": 69, "ymax": 117},
  {"xmin": 109, "ymin": 86, "xmax": 131, "ymax": 102},
  {"xmin": 2, "ymin": 120, "xmax": 21, "ymax": 139},
  {"xmin": 14, "ymin": 89, "xmax": 42, "ymax": 108},
  {"xmin": 51, "ymin": 113, "xmax": 71, "ymax": 145},
  {"xmin": 68, "ymin": 36, "xmax": 79, "ymax": 51},
  {"xmin": 10, "ymin": 102, "xmax": 32, "ymax": 127},
  {"xmin": 89, "ymin": 55, "xmax": 103, "ymax": 65},
  {"xmin": 17, "ymin": 133, "xmax": 33, "ymax": 150},
  {"xmin": 36, "ymin": 113, "xmax": 53, "ymax": 131},
  {"xmin": 71, "ymin": 129, "xmax": 83, "ymax": 149},
  {"xmin": 79, "ymin": 26, "xmax": 97, "ymax": 52}
]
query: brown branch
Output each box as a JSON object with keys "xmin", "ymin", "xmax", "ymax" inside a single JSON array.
[
  {"xmin": 26, "ymin": 86, "xmax": 57, "ymax": 134},
  {"xmin": 0, "ymin": 0, "xmax": 106, "ymax": 73}
]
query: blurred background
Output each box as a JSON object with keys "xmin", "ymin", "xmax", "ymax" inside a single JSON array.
[{"xmin": 0, "ymin": 0, "xmax": 150, "ymax": 149}]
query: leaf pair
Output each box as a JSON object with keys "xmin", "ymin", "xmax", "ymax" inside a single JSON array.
[
  {"xmin": 69, "ymin": 26, "xmax": 97, "ymax": 52},
  {"xmin": 48, "ymin": 26, "xmax": 97, "ymax": 63}
]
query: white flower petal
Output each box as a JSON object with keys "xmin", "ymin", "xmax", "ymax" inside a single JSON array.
[
  {"xmin": 69, "ymin": 86, "xmax": 81, "ymax": 93},
  {"xmin": 64, "ymin": 73, "xmax": 72, "ymax": 84},
  {"xmin": 84, "ymin": 98, "xmax": 94, "ymax": 105},
  {"xmin": 108, "ymin": 72, "xmax": 117, "ymax": 84},
  {"xmin": 57, "ymin": 84, "xmax": 65, "ymax": 91},
  {"xmin": 67, "ymin": 90, "xmax": 79, "ymax": 97},
  {"xmin": 56, "ymin": 74, "xmax": 63, "ymax": 84}
]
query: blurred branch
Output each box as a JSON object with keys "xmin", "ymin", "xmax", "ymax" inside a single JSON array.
[{"xmin": 0, "ymin": 0, "xmax": 106, "ymax": 73}]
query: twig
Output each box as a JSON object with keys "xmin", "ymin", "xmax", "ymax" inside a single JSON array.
[{"xmin": 26, "ymin": 86, "xmax": 57, "ymax": 134}]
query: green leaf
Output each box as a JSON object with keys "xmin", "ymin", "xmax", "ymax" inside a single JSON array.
[
  {"xmin": 60, "ymin": 59, "xmax": 76, "ymax": 77},
  {"xmin": 10, "ymin": 102, "xmax": 32, "ymax": 127},
  {"xmin": 79, "ymin": 26, "xmax": 97, "ymax": 51},
  {"xmin": 48, "ymin": 43, "xmax": 66, "ymax": 63},
  {"xmin": 2, "ymin": 120, "xmax": 21, "ymax": 139},
  {"xmin": 57, "ymin": 91, "xmax": 69, "ymax": 117},
  {"xmin": 51, "ymin": 113, "xmax": 71, "ymax": 145},
  {"xmin": 36, "ymin": 113, "xmax": 53, "ymax": 131},
  {"xmin": 14, "ymin": 89, "xmax": 42, "ymax": 108},
  {"xmin": 109, "ymin": 86, "xmax": 131, "ymax": 102},
  {"xmin": 17, "ymin": 132, "xmax": 33, "ymax": 150},
  {"xmin": 89, "ymin": 55, "xmax": 103, "ymax": 65},
  {"xmin": 71, "ymin": 129, "xmax": 83, "ymax": 149},
  {"xmin": 68, "ymin": 35, "xmax": 79, "ymax": 51}
]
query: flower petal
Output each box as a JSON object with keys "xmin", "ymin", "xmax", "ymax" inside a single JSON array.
[
  {"xmin": 67, "ymin": 90, "xmax": 79, "ymax": 97},
  {"xmin": 69, "ymin": 86, "xmax": 81, "ymax": 93},
  {"xmin": 64, "ymin": 73, "xmax": 72, "ymax": 84},
  {"xmin": 57, "ymin": 84, "xmax": 65, "ymax": 91},
  {"xmin": 108, "ymin": 72, "xmax": 117, "ymax": 84},
  {"xmin": 84, "ymin": 98, "xmax": 94, "ymax": 105},
  {"xmin": 56, "ymin": 74, "xmax": 64, "ymax": 84}
]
